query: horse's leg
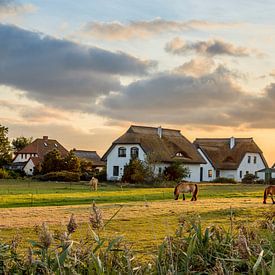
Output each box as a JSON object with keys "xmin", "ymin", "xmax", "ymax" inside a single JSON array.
[
  {"xmin": 271, "ymin": 194, "xmax": 275, "ymax": 204},
  {"xmin": 182, "ymin": 193, "xmax": 185, "ymax": 201}
]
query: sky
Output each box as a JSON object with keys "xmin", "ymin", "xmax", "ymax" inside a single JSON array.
[{"xmin": 1, "ymin": 0, "xmax": 275, "ymax": 164}]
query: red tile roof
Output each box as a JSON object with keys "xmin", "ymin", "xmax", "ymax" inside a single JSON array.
[{"xmin": 16, "ymin": 137, "xmax": 68, "ymax": 159}]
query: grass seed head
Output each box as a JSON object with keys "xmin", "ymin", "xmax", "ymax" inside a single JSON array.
[
  {"xmin": 39, "ymin": 222, "xmax": 52, "ymax": 249},
  {"xmin": 89, "ymin": 201, "xmax": 103, "ymax": 229},
  {"xmin": 67, "ymin": 214, "xmax": 78, "ymax": 234}
]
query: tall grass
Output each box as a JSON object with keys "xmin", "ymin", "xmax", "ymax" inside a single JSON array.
[{"xmin": 0, "ymin": 206, "xmax": 274, "ymax": 274}]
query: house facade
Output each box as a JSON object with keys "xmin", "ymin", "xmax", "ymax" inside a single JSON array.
[
  {"xmin": 102, "ymin": 125, "xmax": 206, "ymax": 182},
  {"xmin": 194, "ymin": 137, "xmax": 268, "ymax": 182},
  {"xmin": 12, "ymin": 136, "xmax": 68, "ymax": 175}
]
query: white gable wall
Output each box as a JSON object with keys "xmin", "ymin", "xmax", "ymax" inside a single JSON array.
[
  {"xmin": 220, "ymin": 170, "xmax": 237, "ymax": 179},
  {"xmin": 236, "ymin": 153, "xmax": 266, "ymax": 181},
  {"xmin": 106, "ymin": 144, "xmax": 146, "ymax": 181},
  {"xmin": 185, "ymin": 164, "xmax": 201, "ymax": 182},
  {"xmin": 23, "ymin": 159, "xmax": 35, "ymax": 176},
  {"xmin": 197, "ymin": 148, "xmax": 215, "ymax": 181}
]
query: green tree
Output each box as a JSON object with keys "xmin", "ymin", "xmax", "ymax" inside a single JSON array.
[
  {"xmin": 164, "ymin": 161, "xmax": 190, "ymax": 182},
  {"xmin": 63, "ymin": 150, "xmax": 80, "ymax": 172},
  {"xmin": 80, "ymin": 159, "xmax": 93, "ymax": 173},
  {"xmin": 12, "ymin": 136, "xmax": 33, "ymax": 152},
  {"xmin": 41, "ymin": 149, "xmax": 63, "ymax": 174},
  {"xmin": 0, "ymin": 124, "xmax": 12, "ymax": 167},
  {"xmin": 122, "ymin": 159, "xmax": 148, "ymax": 183}
]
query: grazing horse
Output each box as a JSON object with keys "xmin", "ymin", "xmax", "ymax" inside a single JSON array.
[
  {"xmin": 263, "ymin": 185, "xmax": 275, "ymax": 204},
  {"xmin": 89, "ymin": 177, "xmax": 98, "ymax": 191},
  {"xmin": 174, "ymin": 182, "xmax": 198, "ymax": 201}
]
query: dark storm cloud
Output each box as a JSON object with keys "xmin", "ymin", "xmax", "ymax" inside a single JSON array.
[{"xmin": 0, "ymin": 24, "xmax": 156, "ymax": 109}]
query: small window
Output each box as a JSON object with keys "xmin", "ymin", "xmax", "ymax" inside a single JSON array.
[
  {"xmin": 240, "ymin": 170, "xmax": 243, "ymax": 179},
  {"xmin": 118, "ymin": 147, "xmax": 126, "ymax": 157},
  {"xmin": 246, "ymin": 171, "xmax": 249, "ymax": 175},
  {"xmin": 113, "ymin": 166, "xmax": 119, "ymax": 176},
  {"xmin": 248, "ymin": 156, "xmax": 251, "ymax": 163},
  {"xmin": 130, "ymin": 147, "xmax": 139, "ymax": 159},
  {"xmin": 54, "ymin": 143, "xmax": 58, "ymax": 147},
  {"xmin": 254, "ymin": 156, "xmax": 257, "ymax": 164},
  {"xmin": 158, "ymin": 167, "xmax": 162, "ymax": 174},
  {"xmin": 208, "ymin": 170, "xmax": 213, "ymax": 178},
  {"xmin": 176, "ymin": 152, "xmax": 183, "ymax": 157},
  {"xmin": 44, "ymin": 142, "xmax": 48, "ymax": 147},
  {"xmin": 29, "ymin": 168, "xmax": 33, "ymax": 172}
]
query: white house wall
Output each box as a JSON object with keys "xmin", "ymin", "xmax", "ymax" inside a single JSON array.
[
  {"xmin": 197, "ymin": 148, "xmax": 215, "ymax": 182},
  {"xmin": 14, "ymin": 153, "xmax": 37, "ymax": 162},
  {"xmin": 185, "ymin": 164, "xmax": 201, "ymax": 182},
  {"xmin": 220, "ymin": 170, "xmax": 237, "ymax": 179},
  {"xmin": 106, "ymin": 144, "xmax": 146, "ymax": 181},
  {"xmin": 236, "ymin": 153, "xmax": 266, "ymax": 181},
  {"xmin": 23, "ymin": 159, "xmax": 35, "ymax": 176}
]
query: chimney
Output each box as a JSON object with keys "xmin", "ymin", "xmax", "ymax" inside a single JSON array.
[
  {"xmin": 157, "ymin": 126, "xmax": 162, "ymax": 138},
  {"xmin": 43, "ymin": 136, "xmax": 48, "ymax": 140},
  {"xmin": 229, "ymin": 136, "xmax": 235, "ymax": 149}
]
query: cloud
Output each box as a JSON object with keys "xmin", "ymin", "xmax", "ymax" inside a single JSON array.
[
  {"xmin": 0, "ymin": 24, "xmax": 156, "ymax": 110},
  {"xmin": 79, "ymin": 19, "xmax": 239, "ymax": 40},
  {"xmin": 95, "ymin": 66, "xmax": 275, "ymax": 129},
  {"xmin": 165, "ymin": 37, "xmax": 250, "ymax": 57},
  {"xmin": 0, "ymin": 0, "xmax": 36, "ymax": 19},
  {"xmin": 174, "ymin": 57, "xmax": 216, "ymax": 77}
]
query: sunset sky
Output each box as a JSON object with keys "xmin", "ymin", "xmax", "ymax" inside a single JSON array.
[{"xmin": 1, "ymin": 0, "xmax": 275, "ymax": 164}]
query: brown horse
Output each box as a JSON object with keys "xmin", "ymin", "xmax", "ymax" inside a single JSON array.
[
  {"xmin": 263, "ymin": 185, "xmax": 275, "ymax": 204},
  {"xmin": 174, "ymin": 182, "xmax": 198, "ymax": 201}
]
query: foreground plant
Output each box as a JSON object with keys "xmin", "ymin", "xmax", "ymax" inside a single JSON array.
[{"xmin": 0, "ymin": 207, "xmax": 274, "ymax": 274}]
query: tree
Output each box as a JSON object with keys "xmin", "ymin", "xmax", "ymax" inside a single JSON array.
[
  {"xmin": 164, "ymin": 161, "xmax": 190, "ymax": 182},
  {"xmin": 41, "ymin": 149, "xmax": 63, "ymax": 174},
  {"xmin": 122, "ymin": 159, "xmax": 148, "ymax": 183},
  {"xmin": 63, "ymin": 150, "xmax": 80, "ymax": 172},
  {"xmin": 0, "ymin": 124, "xmax": 12, "ymax": 168},
  {"xmin": 12, "ymin": 136, "xmax": 33, "ymax": 152}
]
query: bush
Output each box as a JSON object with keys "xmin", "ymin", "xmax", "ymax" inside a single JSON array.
[
  {"xmin": 242, "ymin": 173, "xmax": 258, "ymax": 184},
  {"xmin": 163, "ymin": 161, "xmax": 190, "ymax": 182},
  {"xmin": 0, "ymin": 168, "xmax": 10, "ymax": 179},
  {"xmin": 255, "ymin": 179, "xmax": 265, "ymax": 184},
  {"xmin": 38, "ymin": 171, "xmax": 80, "ymax": 182},
  {"xmin": 212, "ymin": 177, "xmax": 237, "ymax": 184},
  {"xmin": 122, "ymin": 159, "xmax": 148, "ymax": 183}
]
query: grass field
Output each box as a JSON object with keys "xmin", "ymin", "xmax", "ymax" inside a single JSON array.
[{"xmin": 0, "ymin": 179, "xmax": 273, "ymax": 260}]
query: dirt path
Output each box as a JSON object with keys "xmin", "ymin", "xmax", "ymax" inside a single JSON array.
[{"xmin": 0, "ymin": 197, "xmax": 267, "ymax": 229}]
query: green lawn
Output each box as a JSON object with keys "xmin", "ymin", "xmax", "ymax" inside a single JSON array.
[
  {"xmin": 0, "ymin": 179, "xmax": 273, "ymax": 260},
  {"xmin": 0, "ymin": 179, "xmax": 268, "ymax": 208}
]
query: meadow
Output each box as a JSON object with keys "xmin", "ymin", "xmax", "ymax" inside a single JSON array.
[{"xmin": 0, "ymin": 179, "xmax": 273, "ymax": 258}]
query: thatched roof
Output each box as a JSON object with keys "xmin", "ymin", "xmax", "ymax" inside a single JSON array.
[
  {"xmin": 73, "ymin": 150, "xmax": 106, "ymax": 167},
  {"xmin": 102, "ymin": 125, "xmax": 205, "ymax": 164},
  {"xmin": 194, "ymin": 138, "xmax": 268, "ymax": 170},
  {"xmin": 16, "ymin": 136, "xmax": 68, "ymax": 158}
]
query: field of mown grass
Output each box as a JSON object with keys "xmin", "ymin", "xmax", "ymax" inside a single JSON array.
[{"xmin": 0, "ymin": 179, "xmax": 273, "ymax": 260}]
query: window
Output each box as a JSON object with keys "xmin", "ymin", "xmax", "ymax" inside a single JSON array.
[
  {"xmin": 216, "ymin": 170, "xmax": 220, "ymax": 178},
  {"xmin": 130, "ymin": 147, "xmax": 139, "ymax": 159},
  {"xmin": 44, "ymin": 142, "xmax": 48, "ymax": 147},
  {"xmin": 254, "ymin": 156, "xmax": 257, "ymax": 164},
  {"xmin": 246, "ymin": 171, "xmax": 249, "ymax": 175},
  {"xmin": 240, "ymin": 170, "xmax": 243, "ymax": 179},
  {"xmin": 54, "ymin": 143, "xmax": 58, "ymax": 147},
  {"xmin": 113, "ymin": 166, "xmax": 119, "ymax": 176},
  {"xmin": 208, "ymin": 170, "xmax": 213, "ymax": 178},
  {"xmin": 158, "ymin": 167, "xmax": 162, "ymax": 174},
  {"xmin": 29, "ymin": 168, "xmax": 33, "ymax": 172},
  {"xmin": 118, "ymin": 147, "xmax": 126, "ymax": 157},
  {"xmin": 248, "ymin": 156, "xmax": 251, "ymax": 163}
]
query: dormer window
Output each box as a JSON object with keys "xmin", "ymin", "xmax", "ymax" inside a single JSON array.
[
  {"xmin": 54, "ymin": 143, "xmax": 58, "ymax": 147},
  {"xmin": 118, "ymin": 147, "xmax": 126, "ymax": 157},
  {"xmin": 44, "ymin": 142, "xmax": 48, "ymax": 147},
  {"xmin": 175, "ymin": 151, "xmax": 190, "ymax": 159},
  {"xmin": 130, "ymin": 147, "xmax": 139, "ymax": 159}
]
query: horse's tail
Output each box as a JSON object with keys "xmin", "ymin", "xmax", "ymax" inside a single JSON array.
[
  {"xmin": 263, "ymin": 187, "xmax": 268, "ymax": 204},
  {"xmin": 193, "ymin": 184, "xmax": 198, "ymax": 200}
]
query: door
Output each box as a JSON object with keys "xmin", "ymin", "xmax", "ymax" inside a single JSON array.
[{"xmin": 200, "ymin": 167, "xmax": 203, "ymax": 182}]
